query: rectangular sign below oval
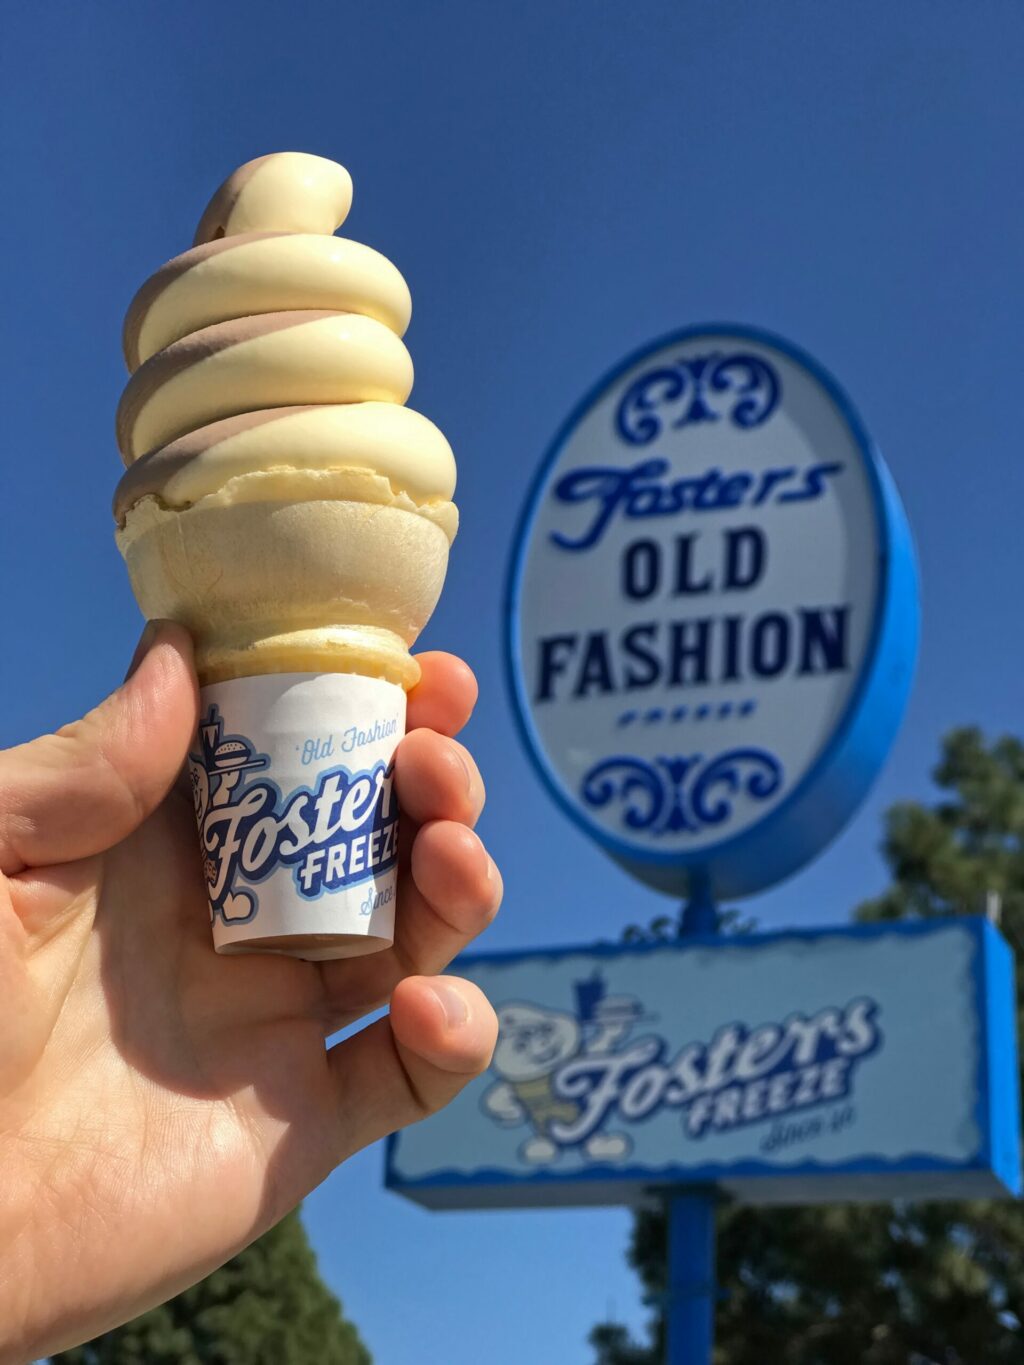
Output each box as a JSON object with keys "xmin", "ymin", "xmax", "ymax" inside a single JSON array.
[{"xmin": 386, "ymin": 918, "xmax": 1020, "ymax": 1209}]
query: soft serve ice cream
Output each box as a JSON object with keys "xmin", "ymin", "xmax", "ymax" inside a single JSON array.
[{"xmin": 114, "ymin": 152, "xmax": 458, "ymax": 958}]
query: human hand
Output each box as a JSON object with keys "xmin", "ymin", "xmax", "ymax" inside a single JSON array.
[{"xmin": 0, "ymin": 624, "xmax": 501, "ymax": 1363}]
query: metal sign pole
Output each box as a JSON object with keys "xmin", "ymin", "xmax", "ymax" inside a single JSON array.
[
  {"xmin": 666, "ymin": 1194, "xmax": 716, "ymax": 1364},
  {"xmin": 666, "ymin": 875, "xmax": 718, "ymax": 1365}
]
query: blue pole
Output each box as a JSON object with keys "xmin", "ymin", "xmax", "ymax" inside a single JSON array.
[
  {"xmin": 666, "ymin": 1193, "xmax": 716, "ymax": 1364},
  {"xmin": 666, "ymin": 870, "xmax": 718, "ymax": 1365},
  {"xmin": 680, "ymin": 871, "xmax": 717, "ymax": 937}
]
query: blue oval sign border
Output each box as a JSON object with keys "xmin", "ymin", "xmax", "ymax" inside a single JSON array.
[{"xmin": 505, "ymin": 323, "xmax": 920, "ymax": 899}]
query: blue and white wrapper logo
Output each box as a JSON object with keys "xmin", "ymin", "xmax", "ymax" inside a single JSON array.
[{"xmin": 188, "ymin": 672, "xmax": 406, "ymax": 958}]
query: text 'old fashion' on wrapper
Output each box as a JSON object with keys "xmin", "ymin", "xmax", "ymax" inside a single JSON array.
[{"xmin": 187, "ymin": 672, "xmax": 406, "ymax": 958}]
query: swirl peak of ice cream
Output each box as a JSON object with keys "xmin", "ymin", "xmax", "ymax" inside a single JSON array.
[{"xmin": 115, "ymin": 152, "xmax": 458, "ymax": 688}]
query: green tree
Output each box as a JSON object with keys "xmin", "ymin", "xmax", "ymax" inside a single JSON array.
[
  {"xmin": 591, "ymin": 729, "xmax": 1024, "ymax": 1365},
  {"xmin": 53, "ymin": 1208, "xmax": 370, "ymax": 1365}
]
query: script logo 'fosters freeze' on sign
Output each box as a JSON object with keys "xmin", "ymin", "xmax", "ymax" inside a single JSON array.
[
  {"xmin": 481, "ymin": 973, "xmax": 883, "ymax": 1167},
  {"xmin": 507, "ymin": 325, "xmax": 919, "ymax": 897},
  {"xmin": 188, "ymin": 704, "xmax": 399, "ymax": 925}
]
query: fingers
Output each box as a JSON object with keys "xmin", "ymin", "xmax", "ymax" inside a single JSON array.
[
  {"xmin": 0, "ymin": 622, "xmax": 198, "ymax": 875},
  {"xmin": 410, "ymin": 822, "xmax": 502, "ymax": 938},
  {"xmin": 406, "ymin": 652, "xmax": 478, "ymax": 737},
  {"xmin": 329, "ymin": 976, "xmax": 497, "ymax": 1158},
  {"xmin": 319, "ymin": 655, "xmax": 493, "ymax": 1028},
  {"xmin": 319, "ymin": 821, "xmax": 502, "ymax": 1028},
  {"xmin": 395, "ymin": 729, "xmax": 485, "ymax": 830}
]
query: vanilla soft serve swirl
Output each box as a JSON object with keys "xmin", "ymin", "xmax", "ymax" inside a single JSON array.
[
  {"xmin": 114, "ymin": 152, "xmax": 456, "ymax": 528},
  {"xmin": 114, "ymin": 153, "xmax": 458, "ymax": 687}
]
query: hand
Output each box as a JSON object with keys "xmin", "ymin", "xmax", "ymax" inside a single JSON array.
[{"xmin": 0, "ymin": 624, "xmax": 501, "ymax": 1364}]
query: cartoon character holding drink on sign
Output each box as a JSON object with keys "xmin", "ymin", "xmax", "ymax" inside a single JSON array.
[{"xmin": 482, "ymin": 974, "xmax": 642, "ymax": 1165}]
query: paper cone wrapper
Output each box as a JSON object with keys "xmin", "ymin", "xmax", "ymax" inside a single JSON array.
[{"xmin": 188, "ymin": 672, "xmax": 405, "ymax": 958}]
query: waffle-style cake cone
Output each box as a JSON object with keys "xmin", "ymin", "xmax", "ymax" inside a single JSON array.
[{"xmin": 114, "ymin": 153, "xmax": 457, "ymax": 957}]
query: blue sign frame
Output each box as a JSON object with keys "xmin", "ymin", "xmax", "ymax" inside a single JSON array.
[
  {"xmin": 386, "ymin": 918, "xmax": 1020, "ymax": 1209},
  {"xmin": 505, "ymin": 324, "xmax": 920, "ymax": 898}
]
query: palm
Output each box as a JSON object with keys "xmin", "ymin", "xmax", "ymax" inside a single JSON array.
[
  {"xmin": 1, "ymin": 633, "xmax": 499, "ymax": 1363},
  {"xmin": 8, "ymin": 792, "xmax": 322, "ymax": 1311}
]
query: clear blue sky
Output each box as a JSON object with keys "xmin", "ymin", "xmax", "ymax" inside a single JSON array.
[{"xmin": 3, "ymin": 2, "xmax": 1023, "ymax": 1360}]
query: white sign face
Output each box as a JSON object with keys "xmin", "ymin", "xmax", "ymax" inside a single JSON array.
[{"xmin": 508, "ymin": 327, "xmax": 915, "ymax": 896}]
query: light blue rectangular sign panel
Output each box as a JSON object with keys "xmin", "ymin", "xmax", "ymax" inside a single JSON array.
[{"xmin": 387, "ymin": 919, "xmax": 1020, "ymax": 1209}]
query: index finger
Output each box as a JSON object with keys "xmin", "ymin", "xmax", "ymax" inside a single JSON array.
[{"xmin": 407, "ymin": 652, "xmax": 478, "ymax": 737}]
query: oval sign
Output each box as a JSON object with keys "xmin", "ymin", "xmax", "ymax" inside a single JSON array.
[{"xmin": 507, "ymin": 325, "xmax": 919, "ymax": 900}]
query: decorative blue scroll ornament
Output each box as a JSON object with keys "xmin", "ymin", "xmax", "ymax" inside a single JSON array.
[
  {"xmin": 615, "ymin": 351, "xmax": 781, "ymax": 444},
  {"xmin": 580, "ymin": 749, "xmax": 783, "ymax": 835},
  {"xmin": 506, "ymin": 324, "xmax": 920, "ymax": 900}
]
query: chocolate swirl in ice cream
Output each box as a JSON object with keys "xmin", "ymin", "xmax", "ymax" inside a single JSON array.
[{"xmin": 114, "ymin": 152, "xmax": 456, "ymax": 534}]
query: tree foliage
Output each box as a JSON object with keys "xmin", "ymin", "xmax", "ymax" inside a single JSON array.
[
  {"xmin": 592, "ymin": 729, "xmax": 1024, "ymax": 1364},
  {"xmin": 54, "ymin": 1208, "xmax": 370, "ymax": 1365}
]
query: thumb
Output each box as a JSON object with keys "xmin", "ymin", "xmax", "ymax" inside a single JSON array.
[{"xmin": 0, "ymin": 622, "xmax": 198, "ymax": 875}]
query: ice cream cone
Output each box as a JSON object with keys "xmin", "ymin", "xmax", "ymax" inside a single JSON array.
[
  {"xmin": 113, "ymin": 153, "xmax": 458, "ymax": 959},
  {"xmin": 510, "ymin": 1076, "xmax": 580, "ymax": 1133}
]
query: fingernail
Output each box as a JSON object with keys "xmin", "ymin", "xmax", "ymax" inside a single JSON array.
[
  {"xmin": 125, "ymin": 620, "xmax": 160, "ymax": 681},
  {"xmin": 485, "ymin": 854, "xmax": 497, "ymax": 883},
  {"xmin": 431, "ymin": 980, "xmax": 470, "ymax": 1029},
  {"xmin": 450, "ymin": 740, "xmax": 474, "ymax": 796}
]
